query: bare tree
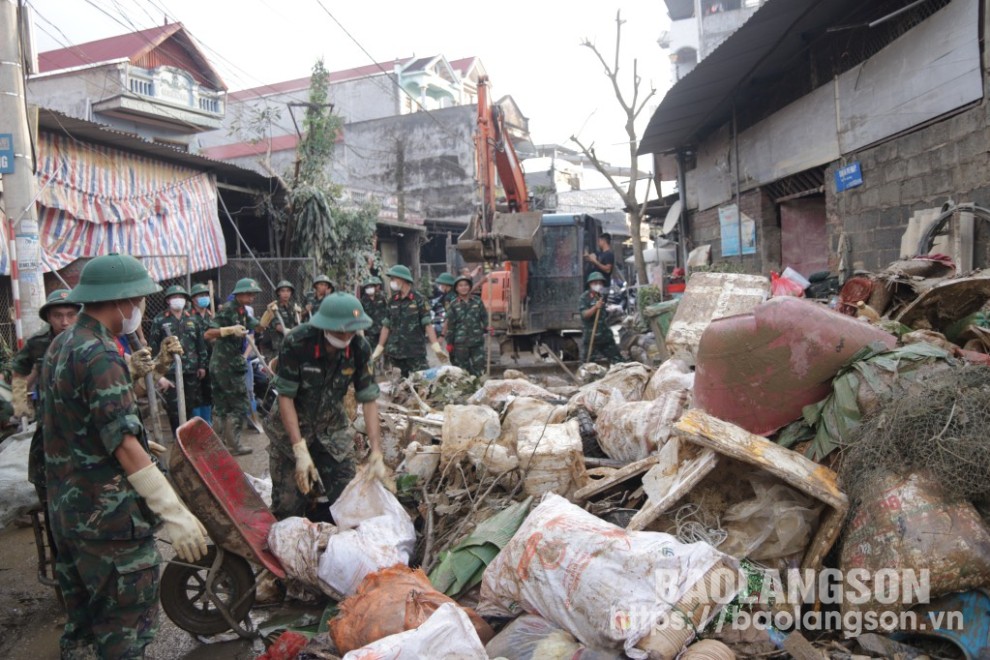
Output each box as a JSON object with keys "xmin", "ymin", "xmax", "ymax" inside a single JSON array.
[{"xmin": 572, "ymin": 10, "xmax": 657, "ymax": 285}]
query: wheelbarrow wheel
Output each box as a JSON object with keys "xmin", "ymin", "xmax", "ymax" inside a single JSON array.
[{"xmin": 160, "ymin": 546, "xmax": 256, "ymax": 636}]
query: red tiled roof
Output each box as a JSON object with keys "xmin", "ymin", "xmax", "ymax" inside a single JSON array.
[
  {"xmin": 201, "ymin": 133, "xmax": 300, "ymax": 160},
  {"xmin": 37, "ymin": 23, "xmax": 226, "ymax": 89},
  {"xmin": 228, "ymin": 58, "xmax": 414, "ymax": 102},
  {"xmin": 449, "ymin": 57, "xmax": 476, "ymax": 74},
  {"xmin": 39, "ymin": 23, "xmax": 182, "ymax": 73}
]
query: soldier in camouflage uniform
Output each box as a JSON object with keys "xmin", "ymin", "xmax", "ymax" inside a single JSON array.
[
  {"xmin": 444, "ymin": 275, "xmax": 489, "ymax": 376},
  {"xmin": 265, "ymin": 293, "xmax": 387, "ymax": 518},
  {"xmin": 12, "ymin": 289, "xmax": 80, "ymax": 504},
  {"xmin": 265, "ymin": 279, "xmax": 302, "ymax": 357},
  {"xmin": 372, "ymin": 265, "xmax": 447, "ymax": 376},
  {"xmin": 204, "ymin": 278, "xmax": 265, "ymax": 456},
  {"xmin": 303, "ymin": 273, "xmax": 334, "ymax": 321},
  {"xmin": 40, "ymin": 254, "xmax": 206, "ymax": 659},
  {"xmin": 189, "ymin": 283, "xmax": 215, "ymax": 423},
  {"xmin": 580, "ymin": 271, "xmax": 622, "ymax": 364},
  {"xmin": 148, "ymin": 285, "xmax": 207, "ymax": 435},
  {"xmin": 359, "ymin": 276, "xmax": 388, "ymax": 348}
]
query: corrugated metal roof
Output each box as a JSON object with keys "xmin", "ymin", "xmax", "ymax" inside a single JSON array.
[
  {"xmin": 38, "ymin": 108, "xmax": 276, "ymax": 191},
  {"xmin": 639, "ymin": 0, "xmax": 863, "ymax": 155}
]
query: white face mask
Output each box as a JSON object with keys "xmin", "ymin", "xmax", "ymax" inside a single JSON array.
[
  {"xmin": 324, "ymin": 331, "xmax": 352, "ymax": 349},
  {"xmin": 590, "ymin": 283, "xmax": 604, "ymax": 293},
  {"xmin": 117, "ymin": 301, "xmax": 143, "ymax": 335},
  {"xmin": 168, "ymin": 298, "xmax": 185, "ymax": 312},
  {"xmin": 389, "ymin": 280, "xmax": 401, "ymax": 292},
  {"xmin": 364, "ymin": 287, "xmax": 375, "ymax": 296}
]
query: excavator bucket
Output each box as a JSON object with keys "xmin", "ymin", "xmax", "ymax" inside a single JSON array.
[{"xmin": 457, "ymin": 211, "xmax": 543, "ymax": 262}]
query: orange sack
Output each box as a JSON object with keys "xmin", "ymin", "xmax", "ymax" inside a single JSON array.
[{"xmin": 329, "ymin": 564, "xmax": 495, "ymax": 654}]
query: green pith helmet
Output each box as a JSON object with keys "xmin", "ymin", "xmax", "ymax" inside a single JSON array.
[
  {"xmin": 310, "ymin": 293, "xmax": 372, "ymax": 332},
  {"xmin": 232, "ymin": 277, "xmax": 262, "ymax": 295},
  {"xmin": 190, "ymin": 283, "xmax": 210, "ymax": 297},
  {"xmin": 362, "ymin": 276, "xmax": 382, "ymax": 288},
  {"xmin": 67, "ymin": 254, "xmax": 161, "ymax": 303},
  {"xmin": 386, "ymin": 264, "xmax": 414, "ymax": 283},
  {"xmin": 435, "ymin": 272, "xmax": 456, "ymax": 286},
  {"xmin": 39, "ymin": 289, "xmax": 80, "ymax": 321},
  {"xmin": 454, "ymin": 275, "xmax": 473, "ymax": 288},
  {"xmin": 163, "ymin": 284, "xmax": 189, "ymax": 299},
  {"xmin": 275, "ymin": 279, "xmax": 295, "ymax": 292},
  {"xmin": 586, "ymin": 271, "xmax": 607, "ymax": 285},
  {"xmin": 312, "ymin": 274, "xmax": 333, "ymax": 288}
]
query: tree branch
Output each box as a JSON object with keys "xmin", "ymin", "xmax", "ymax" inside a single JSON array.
[{"xmin": 570, "ymin": 135, "xmax": 636, "ymax": 208}]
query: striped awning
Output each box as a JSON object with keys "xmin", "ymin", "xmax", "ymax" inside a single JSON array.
[{"xmin": 10, "ymin": 132, "xmax": 228, "ymax": 280}]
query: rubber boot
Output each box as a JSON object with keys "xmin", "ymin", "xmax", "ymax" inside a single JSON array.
[{"xmin": 228, "ymin": 416, "xmax": 252, "ymax": 456}]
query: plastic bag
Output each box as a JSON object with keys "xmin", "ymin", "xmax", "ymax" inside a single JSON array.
[
  {"xmin": 516, "ymin": 420, "xmax": 588, "ymax": 500},
  {"xmin": 594, "ymin": 388, "xmax": 689, "ymax": 463},
  {"xmin": 466, "ymin": 378, "xmax": 559, "ymax": 412},
  {"xmin": 440, "ymin": 404, "xmax": 502, "ymax": 467},
  {"xmin": 643, "ymin": 358, "xmax": 694, "ymax": 401},
  {"xmin": 244, "ymin": 472, "xmax": 273, "ymax": 508},
  {"xmin": 479, "ymin": 494, "xmax": 740, "ymax": 658},
  {"xmin": 569, "ymin": 363, "xmax": 651, "ymax": 416},
  {"xmin": 317, "ymin": 475, "xmax": 416, "ymax": 599},
  {"xmin": 840, "ymin": 470, "xmax": 990, "ymax": 617},
  {"xmin": 267, "ymin": 517, "xmax": 337, "ymax": 591},
  {"xmin": 0, "ymin": 430, "xmax": 36, "ymax": 530},
  {"xmin": 485, "ymin": 614, "xmax": 625, "ymax": 660},
  {"xmin": 770, "ymin": 271, "xmax": 805, "ymax": 297},
  {"xmin": 330, "ymin": 565, "xmax": 494, "ymax": 654},
  {"xmin": 341, "ymin": 603, "xmax": 488, "ymax": 660},
  {"xmin": 719, "ymin": 476, "xmax": 823, "ymax": 561}
]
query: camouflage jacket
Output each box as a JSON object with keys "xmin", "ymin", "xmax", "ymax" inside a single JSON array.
[
  {"xmin": 148, "ymin": 310, "xmax": 207, "ymax": 373},
  {"xmin": 40, "ymin": 313, "xmax": 155, "ymax": 540},
  {"xmin": 360, "ymin": 292, "xmax": 388, "ymax": 337},
  {"xmin": 579, "ymin": 290, "xmax": 611, "ymax": 342},
  {"xmin": 303, "ymin": 291, "xmax": 329, "ymax": 318},
  {"xmin": 10, "ymin": 328, "xmax": 54, "ymax": 377},
  {"xmin": 446, "ymin": 295, "xmax": 487, "ymax": 348},
  {"xmin": 269, "ymin": 324, "xmax": 379, "ymax": 441},
  {"xmin": 209, "ymin": 301, "xmax": 259, "ymax": 373},
  {"xmin": 192, "ymin": 310, "xmax": 214, "ymax": 359},
  {"xmin": 383, "ymin": 290, "xmax": 431, "ymax": 359},
  {"xmin": 271, "ymin": 301, "xmax": 303, "ymax": 332}
]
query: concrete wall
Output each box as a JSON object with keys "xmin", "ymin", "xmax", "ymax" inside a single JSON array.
[
  {"xmin": 825, "ymin": 103, "xmax": 990, "ymax": 271},
  {"xmin": 343, "ymin": 105, "xmax": 476, "ymax": 223}
]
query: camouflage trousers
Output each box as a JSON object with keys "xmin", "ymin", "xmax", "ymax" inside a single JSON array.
[
  {"xmin": 52, "ymin": 534, "xmax": 160, "ymax": 659},
  {"xmin": 452, "ymin": 343, "xmax": 486, "ymax": 376},
  {"xmin": 387, "ymin": 354, "xmax": 427, "ymax": 377},
  {"xmin": 582, "ymin": 332, "xmax": 623, "ymax": 364},
  {"xmin": 163, "ymin": 372, "xmax": 203, "ymax": 435},
  {"xmin": 265, "ymin": 416, "xmax": 357, "ymax": 520},
  {"xmin": 210, "ymin": 360, "xmax": 248, "ymax": 418}
]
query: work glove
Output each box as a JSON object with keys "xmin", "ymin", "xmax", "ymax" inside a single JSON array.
[
  {"xmin": 220, "ymin": 324, "xmax": 248, "ymax": 338},
  {"xmin": 431, "ymin": 341, "xmax": 449, "ymax": 363},
  {"xmin": 267, "ymin": 300, "xmax": 279, "ymax": 312},
  {"xmin": 128, "ymin": 463, "xmax": 208, "ymax": 563},
  {"xmin": 11, "ymin": 374, "xmax": 33, "ymax": 420},
  {"xmin": 148, "ymin": 441, "xmax": 167, "ymax": 458},
  {"xmin": 153, "ymin": 336, "xmax": 184, "ymax": 376},
  {"xmin": 292, "ymin": 442, "xmax": 319, "ymax": 495},
  {"xmin": 129, "ymin": 347, "xmax": 155, "ymax": 381},
  {"xmin": 258, "ymin": 308, "xmax": 275, "ymax": 330},
  {"xmin": 371, "ymin": 345, "xmax": 385, "ymax": 362},
  {"xmin": 364, "ymin": 449, "xmax": 396, "ymax": 493}
]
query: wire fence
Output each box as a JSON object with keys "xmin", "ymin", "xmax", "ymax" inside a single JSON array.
[{"xmin": 216, "ymin": 257, "xmax": 317, "ymax": 311}]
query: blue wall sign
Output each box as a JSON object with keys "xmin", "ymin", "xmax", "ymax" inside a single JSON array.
[
  {"xmin": 834, "ymin": 162, "xmax": 863, "ymax": 192},
  {"xmin": 0, "ymin": 134, "xmax": 13, "ymax": 174}
]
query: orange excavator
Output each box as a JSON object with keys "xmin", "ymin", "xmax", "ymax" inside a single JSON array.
[{"xmin": 458, "ymin": 76, "xmax": 605, "ymax": 360}]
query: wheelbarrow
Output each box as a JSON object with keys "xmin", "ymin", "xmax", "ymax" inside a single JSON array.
[{"xmin": 162, "ymin": 417, "xmax": 285, "ymax": 639}]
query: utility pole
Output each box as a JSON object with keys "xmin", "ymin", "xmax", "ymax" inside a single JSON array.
[{"xmin": 0, "ymin": 0, "xmax": 45, "ymax": 342}]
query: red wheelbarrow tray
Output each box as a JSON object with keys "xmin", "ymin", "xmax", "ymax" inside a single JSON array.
[{"xmin": 169, "ymin": 417, "xmax": 286, "ymax": 578}]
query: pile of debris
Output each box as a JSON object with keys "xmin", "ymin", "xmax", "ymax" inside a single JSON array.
[{"xmin": 254, "ymin": 260, "xmax": 990, "ymax": 659}]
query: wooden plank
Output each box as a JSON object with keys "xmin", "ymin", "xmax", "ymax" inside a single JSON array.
[
  {"xmin": 627, "ymin": 444, "xmax": 718, "ymax": 531},
  {"xmin": 573, "ymin": 454, "xmax": 661, "ymax": 501},
  {"xmin": 676, "ymin": 410, "xmax": 847, "ymax": 509}
]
